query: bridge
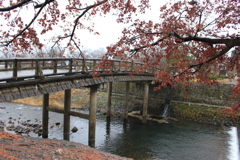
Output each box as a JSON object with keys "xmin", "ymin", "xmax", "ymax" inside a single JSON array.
[{"xmin": 0, "ymin": 58, "xmax": 156, "ymax": 147}]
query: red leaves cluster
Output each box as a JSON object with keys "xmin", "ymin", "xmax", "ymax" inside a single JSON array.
[
  {"xmin": 0, "ymin": 131, "xmax": 19, "ymax": 140},
  {"xmin": 0, "ymin": 131, "xmax": 131, "ymax": 160},
  {"xmin": 104, "ymin": 0, "xmax": 240, "ymax": 114}
]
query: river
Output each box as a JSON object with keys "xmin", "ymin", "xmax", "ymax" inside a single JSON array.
[{"xmin": 0, "ymin": 102, "xmax": 239, "ymax": 160}]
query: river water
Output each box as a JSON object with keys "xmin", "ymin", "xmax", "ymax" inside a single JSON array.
[{"xmin": 0, "ymin": 102, "xmax": 239, "ymax": 160}]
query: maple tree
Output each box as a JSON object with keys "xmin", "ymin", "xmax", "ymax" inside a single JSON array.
[
  {"xmin": 0, "ymin": 0, "xmax": 239, "ymax": 114},
  {"xmin": 106, "ymin": 0, "xmax": 240, "ymax": 115}
]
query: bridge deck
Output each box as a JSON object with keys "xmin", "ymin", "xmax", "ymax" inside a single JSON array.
[{"xmin": 0, "ymin": 58, "xmax": 155, "ymax": 102}]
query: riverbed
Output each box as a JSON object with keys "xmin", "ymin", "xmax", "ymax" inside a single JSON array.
[{"xmin": 0, "ymin": 102, "xmax": 239, "ymax": 160}]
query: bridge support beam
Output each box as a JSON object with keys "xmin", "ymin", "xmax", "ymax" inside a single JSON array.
[
  {"xmin": 142, "ymin": 83, "xmax": 149, "ymax": 123},
  {"xmin": 107, "ymin": 82, "xmax": 112, "ymax": 117},
  {"xmin": 64, "ymin": 89, "xmax": 71, "ymax": 141},
  {"xmin": 42, "ymin": 93, "xmax": 49, "ymax": 138},
  {"xmin": 124, "ymin": 82, "xmax": 130, "ymax": 119},
  {"xmin": 89, "ymin": 85, "xmax": 97, "ymax": 148}
]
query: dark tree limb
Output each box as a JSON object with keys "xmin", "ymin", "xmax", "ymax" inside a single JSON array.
[
  {"xmin": 129, "ymin": 33, "xmax": 170, "ymax": 55},
  {"xmin": 50, "ymin": 0, "xmax": 107, "ymax": 59},
  {"xmin": 172, "ymin": 32, "xmax": 240, "ymax": 47},
  {"xmin": 0, "ymin": 0, "xmax": 54, "ymax": 12},
  {"xmin": 67, "ymin": 0, "xmax": 107, "ymax": 47},
  {"xmin": 128, "ymin": 30, "xmax": 240, "ymax": 55},
  {"xmin": 183, "ymin": 45, "xmax": 233, "ymax": 74},
  {"xmin": 0, "ymin": 0, "xmax": 32, "ymax": 12},
  {"xmin": 4, "ymin": 0, "xmax": 53, "ymax": 47},
  {"xmin": 34, "ymin": 0, "xmax": 55, "ymax": 9}
]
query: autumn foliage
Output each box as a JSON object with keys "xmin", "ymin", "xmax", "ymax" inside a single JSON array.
[
  {"xmin": 0, "ymin": 131, "xmax": 130, "ymax": 160},
  {"xmin": 0, "ymin": 0, "xmax": 239, "ymax": 113}
]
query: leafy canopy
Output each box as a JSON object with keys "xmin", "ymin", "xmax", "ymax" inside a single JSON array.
[{"xmin": 0, "ymin": 0, "xmax": 240, "ymax": 114}]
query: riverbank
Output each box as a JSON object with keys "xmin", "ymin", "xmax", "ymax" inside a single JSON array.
[
  {"xmin": 0, "ymin": 131, "xmax": 132, "ymax": 160},
  {"xmin": 9, "ymin": 85, "xmax": 240, "ymax": 126},
  {"xmin": 10, "ymin": 88, "xmax": 123, "ymax": 116}
]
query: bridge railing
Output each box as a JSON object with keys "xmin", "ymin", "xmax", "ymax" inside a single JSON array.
[{"xmin": 0, "ymin": 58, "xmax": 156, "ymax": 83}]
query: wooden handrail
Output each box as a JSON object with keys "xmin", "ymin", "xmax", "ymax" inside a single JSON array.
[{"xmin": 0, "ymin": 58, "xmax": 155, "ymax": 83}]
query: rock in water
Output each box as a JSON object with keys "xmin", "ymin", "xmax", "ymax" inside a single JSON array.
[{"xmin": 71, "ymin": 127, "xmax": 78, "ymax": 133}]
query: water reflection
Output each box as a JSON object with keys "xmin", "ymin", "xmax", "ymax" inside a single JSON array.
[{"xmin": 99, "ymin": 118, "xmax": 230, "ymax": 160}]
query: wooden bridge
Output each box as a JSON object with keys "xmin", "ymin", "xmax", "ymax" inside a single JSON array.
[{"xmin": 0, "ymin": 58, "xmax": 156, "ymax": 147}]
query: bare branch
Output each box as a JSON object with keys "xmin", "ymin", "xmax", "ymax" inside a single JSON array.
[
  {"xmin": 0, "ymin": 0, "xmax": 54, "ymax": 12},
  {"xmin": 34, "ymin": 0, "xmax": 54, "ymax": 9},
  {"xmin": 67, "ymin": 0, "xmax": 107, "ymax": 47},
  {"xmin": 72, "ymin": 39, "xmax": 84, "ymax": 59},
  {"xmin": 125, "ymin": 32, "xmax": 164, "ymax": 43},
  {"xmin": 129, "ymin": 33, "xmax": 170, "ymax": 55},
  {"xmin": 0, "ymin": 0, "xmax": 32, "ymax": 12},
  {"xmin": 4, "ymin": 0, "xmax": 54, "ymax": 47},
  {"xmin": 52, "ymin": 36, "xmax": 71, "ymax": 48}
]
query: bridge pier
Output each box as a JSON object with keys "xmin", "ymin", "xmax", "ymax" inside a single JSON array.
[
  {"xmin": 64, "ymin": 89, "xmax": 71, "ymax": 141},
  {"xmin": 89, "ymin": 85, "xmax": 98, "ymax": 147},
  {"xmin": 42, "ymin": 93, "xmax": 49, "ymax": 138},
  {"xmin": 107, "ymin": 82, "xmax": 112, "ymax": 118},
  {"xmin": 142, "ymin": 83, "xmax": 149, "ymax": 123},
  {"xmin": 41, "ymin": 87, "xmax": 98, "ymax": 147},
  {"xmin": 124, "ymin": 82, "xmax": 130, "ymax": 119},
  {"xmin": 88, "ymin": 85, "xmax": 97, "ymax": 147}
]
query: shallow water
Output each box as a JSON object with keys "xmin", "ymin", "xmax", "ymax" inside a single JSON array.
[{"xmin": 0, "ymin": 102, "xmax": 239, "ymax": 160}]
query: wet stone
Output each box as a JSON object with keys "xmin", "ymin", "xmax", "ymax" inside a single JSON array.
[
  {"xmin": 0, "ymin": 121, "xmax": 4, "ymax": 131},
  {"xmin": 6, "ymin": 125, "xmax": 15, "ymax": 131},
  {"xmin": 71, "ymin": 127, "xmax": 78, "ymax": 133},
  {"xmin": 14, "ymin": 126, "xmax": 31, "ymax": 134}
]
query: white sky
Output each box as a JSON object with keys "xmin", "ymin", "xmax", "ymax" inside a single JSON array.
[{"xmin": 38, "ymin": 0, "xmax": 169, "ymax": 50}]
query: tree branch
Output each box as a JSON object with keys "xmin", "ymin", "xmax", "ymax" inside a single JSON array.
[
  {"xmin": 67, "ymin": 0, "xmax": 107, "ymax": 47},
  {"xmin": 4, "ymin": 0, "xmax": 54, "ymax": 46},
  {"xmin": 129, "ymin": 33, "xmax": 170, "ymax": 55},
  {"xmin": 127, "ymin": 30, "xmax": 239, "ymax": 56},
  {"xmin": 0, "ymin": 0, "xmax": 31, "ymax": 12},
  {"xmin": 174, "ymin": 40, "xmax": 234, "ymax": 78},
  {"xmin": 34, "ymin": 0, "xmax": 55, "ymax": 9},
  {"xmin": 173, "ymin": 32, "xmax": 240, "ymax": 47},
  {"xmin": 0, "ymin": 0, "xmax": 54, "ymax": 12},
  {"xmin": 124, "ymin": 32, "xmax": 164, "ymax": 43}
]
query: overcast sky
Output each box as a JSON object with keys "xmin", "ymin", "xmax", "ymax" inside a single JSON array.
[
  {"xmin": 38, "ymin": 0, "xmax": 169, "ymax": 50},
  {"xmin": 81, "ymin": 0, "xmax": 168, "ymax": 50}
]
